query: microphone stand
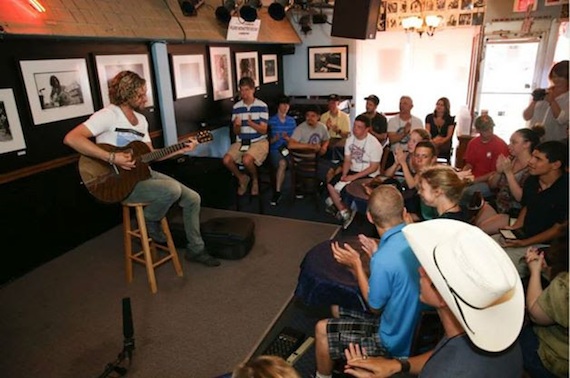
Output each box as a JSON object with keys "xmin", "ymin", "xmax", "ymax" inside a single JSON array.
[{"xmin": 97, "ymin": 298, "xmax": 135, "ymax": 378}]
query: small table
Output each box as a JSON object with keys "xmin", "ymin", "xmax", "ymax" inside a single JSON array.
[{"xmin": 344, "ymin": 178, "xmax": 373, "ymax": 214}]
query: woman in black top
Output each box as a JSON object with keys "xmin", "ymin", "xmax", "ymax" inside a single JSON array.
[
  {"xmin": 425, "ymin": 97, "xmax": 456, "ymax": 159},
  {"xmin": 417, "ymin": 165, "xmax": 469, "ymax": 222}
]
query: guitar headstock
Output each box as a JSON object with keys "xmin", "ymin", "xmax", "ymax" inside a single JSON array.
[{"xmin": 194, "ymin": 130, "xmax": 213, "ymax": 144}]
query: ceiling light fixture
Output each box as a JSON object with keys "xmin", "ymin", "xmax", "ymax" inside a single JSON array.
[
  {"xmin": 402, "ymin": 1, "xmax": 442, "ymax": 37},
  {"xmin": 179, "ymin": 0, "xmax": 205, "ymax": 17}
]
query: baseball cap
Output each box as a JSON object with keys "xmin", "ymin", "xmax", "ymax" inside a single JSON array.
[
  {"xmin": 364, "ymin": 95, "xmax": 380, "ymax": 106},
  {"xmin": 402, "ymin": 219, "xmax": 524, "ymax": 352},
  {"xmin": 327, "ymin": 94, "xmax": 340, "ymax": 102}
]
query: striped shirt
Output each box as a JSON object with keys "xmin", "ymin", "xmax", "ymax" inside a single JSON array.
[{"xmin": 232, "ymin": 98, "xmax": 269, "ymax": 142}]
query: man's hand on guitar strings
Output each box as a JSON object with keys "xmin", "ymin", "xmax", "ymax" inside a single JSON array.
[{"xmin": 114, "ymin": 150, "xmax": 136, "ymax": 171}]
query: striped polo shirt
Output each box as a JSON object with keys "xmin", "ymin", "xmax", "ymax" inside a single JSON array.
[{"xmin": 232, "ymin": 98, "xmax": 269, "ymax": 142}]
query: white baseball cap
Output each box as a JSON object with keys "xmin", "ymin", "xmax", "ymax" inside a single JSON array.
[{"xmin": 402, "ymin": 219, "xmax": 524, "ymax": 352}]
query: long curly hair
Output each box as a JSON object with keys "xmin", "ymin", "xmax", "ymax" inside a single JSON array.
[{"xmin": 108, "ymin": 71, "xmax": 146, "ymax": 105}]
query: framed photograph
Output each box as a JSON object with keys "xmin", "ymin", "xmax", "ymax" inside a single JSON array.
[
  {"xmin": 19, "ymin": 58, "xmax": 94, "ymax": 125},
  {"xmin": 209, "ymin": 47, "xmax": 234, "ymax": 101},
  {"xmin": 235, "ymin": 51, "xmax": 259, "ymax": 88},
  {"xmin": 512, "ymin": 0, "xmax": 537, "ymax": 12},
  {"xmin": 308, "ymin": 45, "xmax": 348, "ymax": 80},
  {"xmin": 261, "ymin": 54, "xmax": 278, "ymax": 84},
  {"xmin": 544, "ymin": 0, "xmax": 564, "ymax": 6},
  {"xmin": 171, "ymin": 54, "xmax": 207, "ymax": 99},
  {"xmin": 0, "ymin": 88, "xmax": 26, "ymax": 154},
  {"xmin": 95, "ymin": 54, "xmax": 154, "ymax": 107}
]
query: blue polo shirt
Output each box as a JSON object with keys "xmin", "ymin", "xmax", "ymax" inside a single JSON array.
[
  {"xmin": 368, "ymin": 223, "xmax": 423, "ymax": 358},
  {"xmin": 268, "ymin": 114, "xmax": 296, "ymax": 151}
]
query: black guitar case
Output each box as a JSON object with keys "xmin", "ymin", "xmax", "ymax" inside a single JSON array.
[{"xmin": 201, "ymin": 217, "xmax": 255, "ymax": 260}]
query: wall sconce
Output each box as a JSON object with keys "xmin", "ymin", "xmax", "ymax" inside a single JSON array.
[
  {"xmin": 402, "ymin": 14, "xmax": 442, "ymax": 37},
  {"xmin": 179, "ymin": 0, "xmax": 205, "ymax": 16},
  {"xmin": 268, "ymin": 0, "xmax": 293, "ymax": 21}
]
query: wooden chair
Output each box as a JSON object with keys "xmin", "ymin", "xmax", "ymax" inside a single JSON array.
[
  {"xmin": 289, "ymin": 148, "xmax": 322, "ymax": 210},
  {"xmin": 122, "ymin": 202, "xmax": 183, "ymax": 294}
]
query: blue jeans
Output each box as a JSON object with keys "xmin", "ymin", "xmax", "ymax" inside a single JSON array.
[{"xmin": 124, "ymin": 170, "xmax": 205, "ymax": 253}]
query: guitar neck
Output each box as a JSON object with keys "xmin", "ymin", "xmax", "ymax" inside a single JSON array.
[{"xmin": 140, "ymin": 142, "xmax": 187, "ymax": 164}]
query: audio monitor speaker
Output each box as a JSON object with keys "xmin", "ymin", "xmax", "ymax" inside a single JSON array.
[{"xmin": 331, "ymin": 0, "xmax": 381, "ymax": 40}]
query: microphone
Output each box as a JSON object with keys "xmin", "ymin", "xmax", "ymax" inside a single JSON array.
[{"xmin": 122, "ymin": 297, "xmax": 135, "ymax": 362}]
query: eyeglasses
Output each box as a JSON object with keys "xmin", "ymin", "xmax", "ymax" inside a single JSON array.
[{"xmin": 432, "ymin": 246, "xmax": 485, "ymax": 335}]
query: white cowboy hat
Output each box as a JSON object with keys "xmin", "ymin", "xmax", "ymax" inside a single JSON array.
[{"xmin": 402, "ymin": 219, "xmax": 524, "ymax": 352}]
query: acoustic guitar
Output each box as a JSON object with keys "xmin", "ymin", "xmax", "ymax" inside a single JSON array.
[{"xmin": 78, "ymin": 130, "xmax": 213, "ymax": 204}]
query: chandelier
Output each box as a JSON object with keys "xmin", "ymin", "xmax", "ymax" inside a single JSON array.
[{"xmin": 401, "ymin": 0, "xmax": 442, "ymax": 38}]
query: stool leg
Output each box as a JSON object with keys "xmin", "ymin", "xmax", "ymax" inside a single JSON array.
[
  {"xmin": 135, "ymin": 206, "xmax": 158, "ymax": 294},
  {"xmin": 122, "ymin": 206, "xmax": 134, "ymax": 284},
  {"xmin": 161, "ymin": 218, "xmax": 183, "ymax": 277}
]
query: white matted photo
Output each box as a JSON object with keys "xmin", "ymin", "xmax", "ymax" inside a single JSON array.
[
  {"xmin": 235, "ymin": 51, "xmax": 259, "ymax": 88},
  {"xmin": 261, "ymin": 54, "xmax": 278, "ymax": 84},
  {"xmin": 95, "ymin": 54, "xmax": 154, "ymax": 107},
  {"xmin": 171, "ymin": 54, "xmax": 207, "ymax": 99},
  {"xmin": 209, "ymin": 47, "xmax": 234, "ymax": 101},
  {"xmin": 308, "ymin": 45, "xmax": 348, "ymax": 80},
  {"xmin": 19, "ymin": 58, "xmax": 94, "ymax": 125},
  {"xmin": 0, "ymin": 88, "xmax": 26, "ymax": 154}
]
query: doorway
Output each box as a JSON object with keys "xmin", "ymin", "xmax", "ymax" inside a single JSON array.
[{"xmin": 477, "ymin": 39, "xmax": 540, "ymax": 143}]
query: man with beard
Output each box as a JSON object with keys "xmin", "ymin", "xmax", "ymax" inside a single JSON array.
[{"xmin": 64, "ymin": 70, "xmax": 220, "ymax": 267}]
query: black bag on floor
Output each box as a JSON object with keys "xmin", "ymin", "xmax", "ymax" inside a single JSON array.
[{"xmin": 200, "ymin": 217, "xmax": 255, "ymax": 260}]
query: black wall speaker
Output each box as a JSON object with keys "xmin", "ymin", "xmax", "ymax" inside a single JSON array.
[{"xmin": 331, "ymin": 0, "xmax": 381, "ymax": 40}]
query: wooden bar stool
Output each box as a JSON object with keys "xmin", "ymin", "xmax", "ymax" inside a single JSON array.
[{"xmin": 122, "ymin": 202, "xmax": 183, "ymax": 293}]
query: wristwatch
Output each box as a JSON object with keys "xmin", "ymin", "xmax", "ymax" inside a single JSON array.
[{"xmin": 396, "ymin": 358, "xmax": 410, "ymax": 373}]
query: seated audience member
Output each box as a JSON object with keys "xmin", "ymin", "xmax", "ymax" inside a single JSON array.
[
  {"xmin": 232, "ymin": 355, "xmax": 300, "ymax": 378},
  {"xmin": 523, "ymin": 60, "xmax": 569, "ymax": 142},
  {"xmin": 497, "ymin": 140, "xmax": 568, "ymax": 277},
  {"xmin": 417, "ymin": 165, "xmax": 469, "ymax": 222},
  {"xmin": 284, "ymin": 105, "xmax": 331, "ymax": 184},
  {"xmin": 520, "ymin": 231, "xmax": 568, "ymax": 378},
  {"xmin": 384, "ymin": 128, "xmax": 431, "ymax": 184},
  {"xmin": 461, "ymin": 114, "xmax": 509, "ymax": 204},
  {"xmin": 343, "ymin": 219, "xmax": 524, "ymax": 378},
  {"xmin": 387, "ymin": 96, "xmax": 424, "ymax": 153},
  {"xmin": 321, "ymin": 94, "xmax": 350, "ymax": 139},
  {"xmin": 321, "ymin": 94, "xmax": 350, "ymax": 163},
  {"xmin": 425, "ymin": 97, "xmax": 456, "ymax": 159},
  {"xmin": 325, "ymin": 115, "xmax": 382, "ymax": 229},
  {"xmin": 223, "ymin": 77, "xmax": 269, "ymax": 196},
  {"xmin": 474, "ymin": 128, "xmax": 540, "ymax": 235},
  {"xmin": 360, "ymin": 94, "xmax": 388, "ymax": 146},
  {"xmin": 267, "ymin": 95, "xmax": 297, "ymax": 206},
  {"xmin": 314, "ymin": 185, "xmax": 423, "ymax": 378},
  {"xmin": 402, "ymin": 141, "xmax": 439, "ymax": 220}
]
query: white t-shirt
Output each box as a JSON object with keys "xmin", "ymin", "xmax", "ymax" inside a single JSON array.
[
  {"xmin": 83, "ymin": 104, "xmax": 151, "ymax": 146},
  {"xmin": 528, "ymin": 91, "xmax": 569, "ymax": 142},
  {"xmin": 344, "ymin": 133, "xmax": 383, "ymax": 177},
  {"xmin": 387, "ymin": 114, "xmax": 424, "ymax": 151}
]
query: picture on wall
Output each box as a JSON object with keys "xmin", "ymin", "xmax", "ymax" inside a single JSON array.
[
  {"xmin": 20, "ymin": 58, "xmax": 94, "ymax": 125},
  {"xmin": 513, "ymin": 0, "xmax": 537, "ymax": 12},
  {"xmin": 209, "ymin": 47, "xmax": 234, "ymax": 101},
  {"xmin": 95, "ymin": 54, "xmax": 154, "ymax": 107},
  {"xmin": 235, "ymin": 51, "xmax": 259, "ymax": 87},
  {"xmin": 308, "ymin": 45, "xmax": 348, "ymax": 80},
  {"xmin": 261, "ymin": 54, "xmax": 278, "ymax": 84},
  {"xmin": 171, "ymin": 54, "xmax": 207, "ymax": 99},
  {"xmin": 0, "ymin": 89, "xmax": 26, "ymax": 154}
]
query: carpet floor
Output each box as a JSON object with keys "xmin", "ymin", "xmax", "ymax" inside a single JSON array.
[{"xmin": 0, "ymin": 208, "xmax": 340, "ymax": 378}]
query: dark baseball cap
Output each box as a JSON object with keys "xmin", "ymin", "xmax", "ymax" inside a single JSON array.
[
  {"xmin": 364, "ymin": 95, "xmax": 380, "ymax": 106},
  {"xmin": 327, "ymin": 94, "xmax": 340, "ymax": 102}
]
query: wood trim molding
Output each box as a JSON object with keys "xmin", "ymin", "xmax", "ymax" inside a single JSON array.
[{"xmin": 0, "ymin": 155, "xmax": 79, "ymax": 185}]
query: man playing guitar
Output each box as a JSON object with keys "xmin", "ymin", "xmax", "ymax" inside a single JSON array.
[{"xmin": 64, "ymin": 70, "xmax": 220, "ymax": 267}]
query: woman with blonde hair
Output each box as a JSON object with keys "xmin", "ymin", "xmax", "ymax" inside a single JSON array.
[
  {"xmin": 417, "ymin": 165, "xmax": 468, "ymax": 221},
  {"xmin": 383, "ymin": 128, "xmax": 431, "ymax": 184},
  {"xmin": 232, "ymin": 355, "xmax": 300, "ymax": 378}
]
